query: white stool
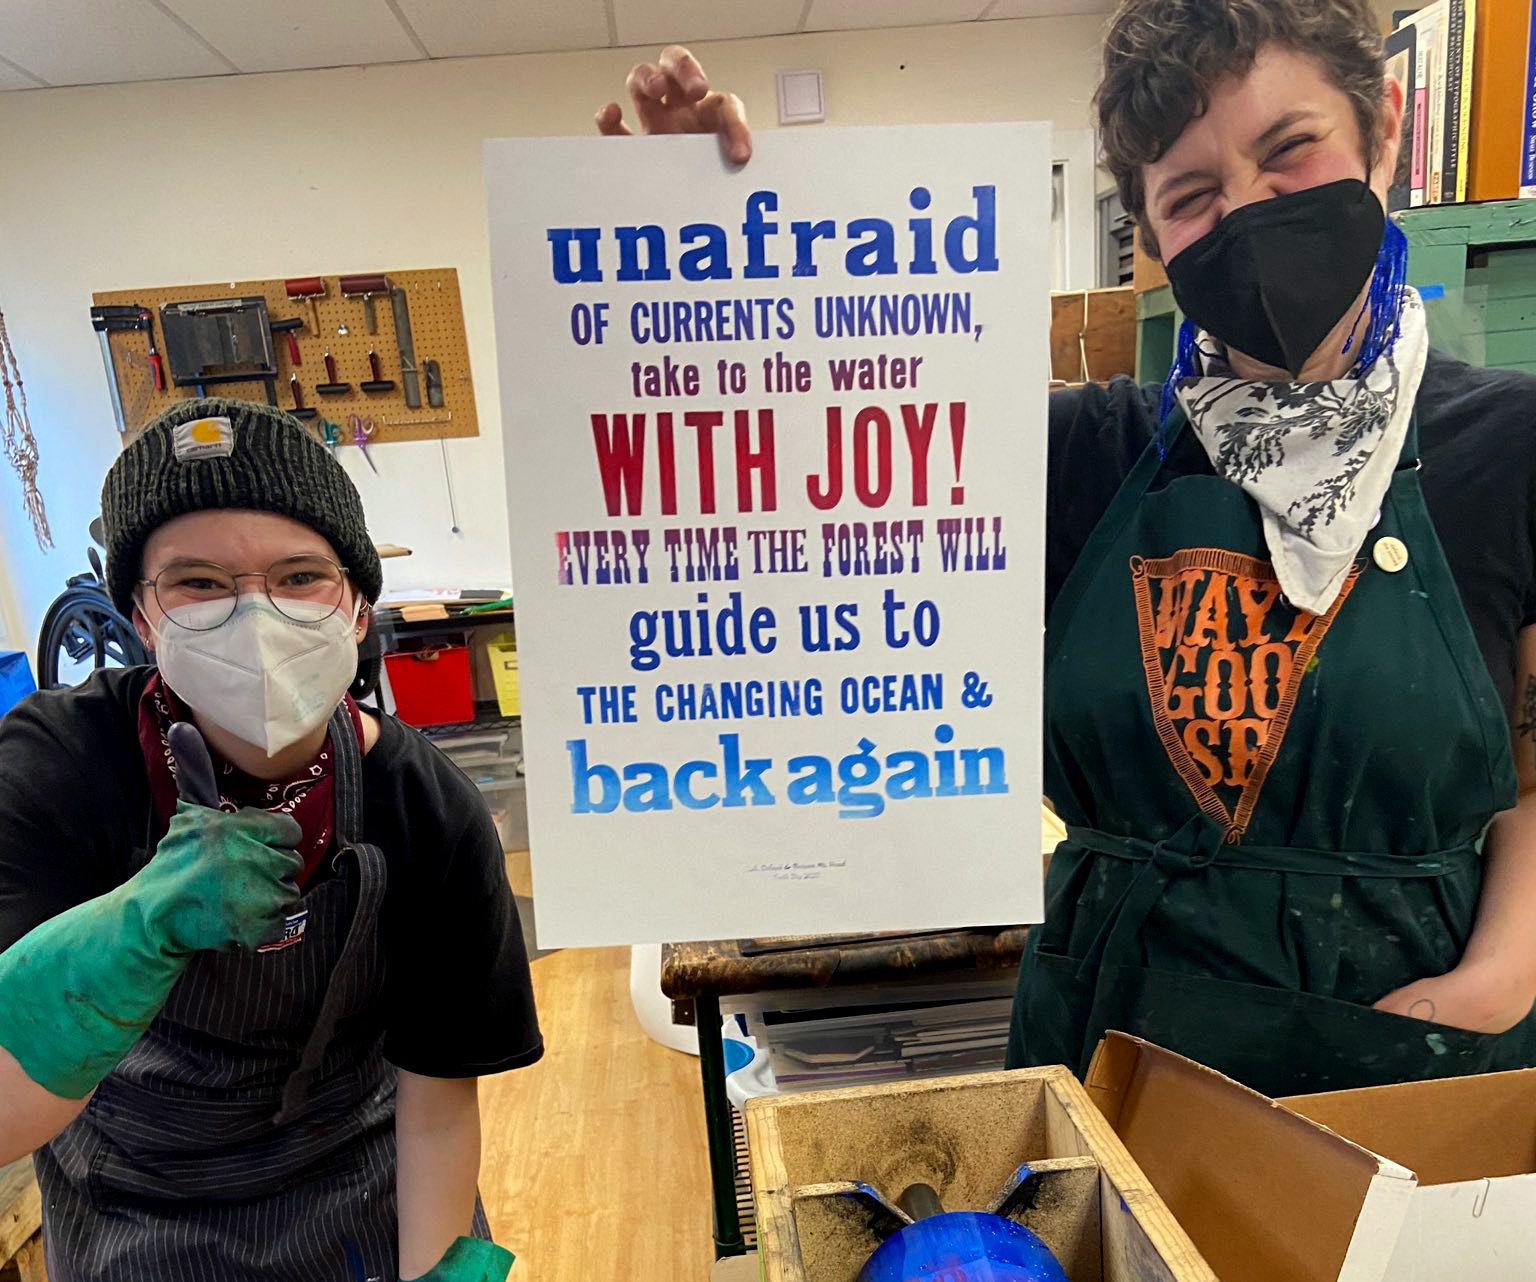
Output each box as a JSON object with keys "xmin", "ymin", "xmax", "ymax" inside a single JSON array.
[{"xmin": 628, "ymin": 942, "xmax": 698, "ymax": 1055}]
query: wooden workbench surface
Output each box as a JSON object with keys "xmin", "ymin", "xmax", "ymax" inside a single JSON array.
[
  {"xmin": 660, "ymin": 926, "xmax": 1030, "ymax": 1005},
  {"xmin": 660, "ymin": 810, "xmax": 1059, "ymax": 1005}
]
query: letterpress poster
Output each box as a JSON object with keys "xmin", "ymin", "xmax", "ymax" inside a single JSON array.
[{"xmin": 486, "ymin": 125, "xmax": 1051, "ymax": 945}]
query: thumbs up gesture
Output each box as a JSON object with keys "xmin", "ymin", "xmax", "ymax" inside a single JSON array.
[{"xmin": 146, "ymin": 722, "xmax": 306, "ymax": 954}]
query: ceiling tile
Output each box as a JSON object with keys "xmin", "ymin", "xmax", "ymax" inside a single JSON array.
[
  {"xmin": 804, "ymin": 0, "xmax": 989, "ymax": 32},
  {"xmin": 983, "ymin": 0, "xmax": 1112, "ymax": 17},
  {"xmin": 613, "ymin": 0, "xmax": 804, "ymax": 48},
  {"xmin": 0, "ymin": 0, "xmax": 233, "ymax": 86},
  {"xmin": 0, "ymin": 56, "xmax": 48, "ymax": 90},
  {"xmin": 394, "ymin": 0, "xmax": 609, "ymax": 57},
  {"xmin": 160, "ymin": 0, "xmax": 425, "ymax": 73}
]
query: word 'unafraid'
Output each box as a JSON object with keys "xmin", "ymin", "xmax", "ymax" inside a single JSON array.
[{"xmin": 548, "ymin": 187, "xmax": 998, "ymax": 284}]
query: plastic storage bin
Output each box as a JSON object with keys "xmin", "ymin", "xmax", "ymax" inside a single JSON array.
[
  {"xmin": 724, "ymin": 971, "xmax": 1019, "ymax": 1093},
  {"xmin": 384, "ymin": 645, "xmax": 474, "ymax": 727},
  {"xmin": 482, "ymin": 776, "xmax": 529, "ymax": 851},
  {"xmin": 485, "ymin": 632, "xmax": 521, "ymax": 716},
  {"xmin": 466, "ymin": 760, "xmax": 529, "ymax": 851}
]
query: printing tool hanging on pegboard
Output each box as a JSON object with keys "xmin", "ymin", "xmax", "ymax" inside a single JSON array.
[
  {"xmin": 158, "ymin": 298, "xmax": 278, "ymax": 404},
  {"xmin": 89, "ymin": 304, "xmax": 160, "ymax": 433},
  {"xmin": 91, "ymin": 268, "xmax": 478, "ymax": 445}
]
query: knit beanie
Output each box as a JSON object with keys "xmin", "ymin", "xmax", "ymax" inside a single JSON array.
[{"xmin": 101, "ymin": 398, "xmax": 383, "ymax": 615}]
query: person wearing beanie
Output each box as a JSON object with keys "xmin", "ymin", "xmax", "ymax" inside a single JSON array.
[{"xmin": 0, "ymin": 399, "xmax": 540, "ymax": 1282}]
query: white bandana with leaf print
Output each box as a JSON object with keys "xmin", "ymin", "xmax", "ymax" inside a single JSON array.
[{"xmin": 1175, "ymin": 288, "xmax": 1428, "ymax": 615}]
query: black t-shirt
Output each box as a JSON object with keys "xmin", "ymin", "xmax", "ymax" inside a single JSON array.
[
  {"xmin": 0, "ymin": 667, "xmax": 543, "ymax": 1078},
  {"xmin": 1046, "ymin": 349, "xmax": 1536, "ymax": 712}
]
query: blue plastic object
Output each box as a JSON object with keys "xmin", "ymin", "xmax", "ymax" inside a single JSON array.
[
  {"xmin": 0, "ymin": 651, "xmax": 36, "ymax": 718},
  {"xmin": 721, "ymin": 1036, "xmax": 755, "ymax": 1075},
  {"xmin": 857, "ymin": 1210, "xmax": 1069, "ymax": 1282}
]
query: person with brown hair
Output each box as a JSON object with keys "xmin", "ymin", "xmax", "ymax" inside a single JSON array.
[{"xmin": 600, "ymin": 2, "xmax": 1536, "ymax": 1094}]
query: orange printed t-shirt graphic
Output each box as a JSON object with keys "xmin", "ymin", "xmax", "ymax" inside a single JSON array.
[{"xmin": 1130, "ymin": 549, "xmax": 1359, "ymax": 843}]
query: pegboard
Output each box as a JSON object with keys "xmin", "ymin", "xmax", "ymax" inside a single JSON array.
[{"xmin": 91, "ymin": 268, "xmax": 477, "ymax": 446}]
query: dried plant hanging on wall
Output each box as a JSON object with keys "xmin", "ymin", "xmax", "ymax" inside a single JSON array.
[{"xmin": 0, "ymin": 307, "xmax": 51, "ymax": 550}]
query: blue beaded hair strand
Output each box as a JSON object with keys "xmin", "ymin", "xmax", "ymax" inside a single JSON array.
[
  {"xmin": 1343, "ymin": 215, "xmax": 1409, "ymax": 376},
  {"xmin": 1156, "ymin": 316, "xmax": 1199, "ymax": 457}
]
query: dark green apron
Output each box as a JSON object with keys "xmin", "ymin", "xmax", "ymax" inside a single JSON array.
[{"xmin": 1007, "ymin": 413, "xmax": 1536, "ymax": 1097}]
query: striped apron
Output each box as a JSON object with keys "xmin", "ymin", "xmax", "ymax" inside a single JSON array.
[{"xmin": 34, "ymin": 705, "xmax": 490, "ymax": 1280}]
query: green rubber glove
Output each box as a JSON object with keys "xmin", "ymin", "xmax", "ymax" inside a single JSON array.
[
  {"xmin": 0, "ymin": 723, "xmax": 303, "ymax": 1098},
  {"xmin": 402, "ymin": 1238, "xmax": 515, "ymax": 1282}
]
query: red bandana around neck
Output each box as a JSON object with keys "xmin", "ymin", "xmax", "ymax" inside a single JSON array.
[{"xmin": 137, "ymin": 672, "xmax": 364, "ymax": 888}]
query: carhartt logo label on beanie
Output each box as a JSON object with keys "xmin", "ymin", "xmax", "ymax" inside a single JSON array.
[{"xmin": 173, "ymin": 416, "xmax": 235, "ymax": 461}]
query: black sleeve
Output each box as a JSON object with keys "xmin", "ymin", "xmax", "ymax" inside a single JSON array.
[
  {"xmin": 1415, "ymin": 353, "xmax": 1536, "ymax": 706},
  {"xmin": 1525, "ymin": 455, "xmax": 1536, "ymax": 632},
  {"xmin": 380, "ymin": 746, "xmax": 543, "ymax": 1078},
  {"xmin": 0, "ymin": 684, "xmax": 127, "ymax": 953},
  {"xmin": 1045, "ymin": 377, "xmax": 1161, "ymax": 619}
]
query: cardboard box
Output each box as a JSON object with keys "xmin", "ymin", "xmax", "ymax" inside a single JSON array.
[
  {"xmin": 744, "ymin": 1064, "xmax": 1218, "ymax": 1282},
  {"xmin": 1285, "ymin": 1071, "xmax": 1536, "ymax": 1282},
  {"xmin": 1086, "ymin": 1033, "xmax": 1536, "ymax": 1282},
  {"xmin": 1133, "ymin": 228, "xmax": 1169, "ymax": 293},
  {"xmin": 1050, "ymin": 287, "xmax": 1136, "ymax": 384}
]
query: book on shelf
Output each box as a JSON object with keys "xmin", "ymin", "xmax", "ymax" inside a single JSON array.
[
  {"xmin": 1523, "ymin": 0, "xmax": 1536, "ymax": 196},
  {"xmin": 1399, "ymin": 4, "xmax": 1443, "ymax": 205},
  {"xmin": 1385, "ymin": 23, "xmax": 1419, "ymax": 211},
  {"xmin": 1457, "ymin": 0, "xmax": 1478, "ymax": 200},
  {"xmin": 1413, "ymin": 3, "xmax": 1437, "ymax": 202},
  {"xmin": 1441, "ymin": 0, "xmax": 1471, "ymax": 203},
  {"xmin": 1467, "ymin": 0, "xmax": 1536, "ymax": 200}
]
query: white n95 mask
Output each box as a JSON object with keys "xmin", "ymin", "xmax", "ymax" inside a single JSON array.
[{"xmin": 152, "ymin": 594, "xmax": 360, "ymax": 756}]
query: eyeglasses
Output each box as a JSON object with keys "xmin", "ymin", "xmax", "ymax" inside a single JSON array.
[{"xmin": 140, "ymin": 555, "xmax": 351, "ymax": 631}]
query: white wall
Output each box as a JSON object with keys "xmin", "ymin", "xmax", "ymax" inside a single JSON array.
[
  {"xmin": 0, "ymin": 15, "xmax": 1107, "ymax": 652},
  {"xmin": 0, "ymin": 553, "xmax": 14, "ymax": 651}
]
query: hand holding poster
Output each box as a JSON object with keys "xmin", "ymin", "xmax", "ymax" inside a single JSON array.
[{"xmin": 485, "ymin": 125, "xmax": 1051, "ymax": 946}]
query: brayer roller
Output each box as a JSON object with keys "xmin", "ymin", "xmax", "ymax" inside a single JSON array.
[
  {"xmin": 284, "ymin": 277, "xmax": 327, "ymax": 334},
  {"xmin": 340, "ymin": 275, "xmax": 391, "ymax": 333}
]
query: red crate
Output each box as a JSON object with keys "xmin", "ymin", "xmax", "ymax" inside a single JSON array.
[{"xmin": 383, "ymin": 645, "xmax": 474, "ymax": 727}]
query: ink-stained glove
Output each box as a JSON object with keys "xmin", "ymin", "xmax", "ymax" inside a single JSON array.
[
  {"xmin": 0, "ymin": 723, "xmax": 302, "ymax": 1098},
  {"xmin": 401, "ymin": 1238, "xmax": 515, "ymax": 1282}
]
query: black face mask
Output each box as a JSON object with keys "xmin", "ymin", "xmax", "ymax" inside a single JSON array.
[{"xmin": 1163, "ymin": 178, "xmax": 1385, "ymax": 377}]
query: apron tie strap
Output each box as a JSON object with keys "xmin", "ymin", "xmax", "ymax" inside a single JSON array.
[
  {"xmin": 1065, "ymin": 817, "xmax": 1483, "ymax": 1070},
  {"xmin": 1072, "ymin": 813, "xmax": 1228, "ymax": 985},
  {"xmin": 1065, "ymin": 823, "xmax": 1482, "ymax": 879},
  {"xmin": 274, "ymin": 703, "xmax": 386, "ymax": 1127}
]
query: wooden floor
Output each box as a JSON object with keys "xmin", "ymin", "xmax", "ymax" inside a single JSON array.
[{"xmin": 478, "ymin": 852, "xmax": 715, "ymax": 1279}]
